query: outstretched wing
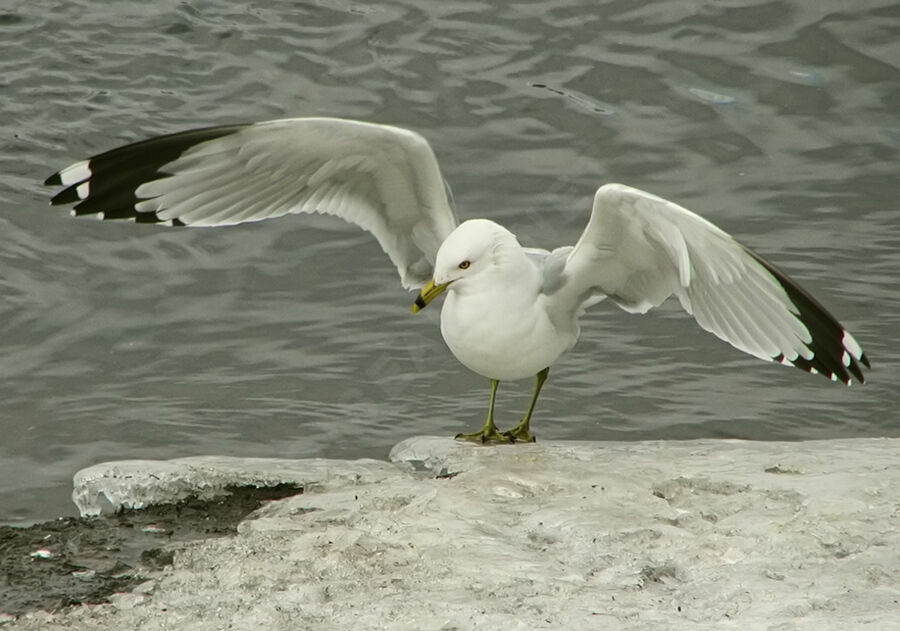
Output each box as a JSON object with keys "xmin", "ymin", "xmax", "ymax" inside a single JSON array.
[
  {"xmin": 45, "ymin": 117, "xmax": 459, "ymax": 288},
  {"xmin": 563, "ymin": 183, "xmax": 869, "ymax": 384}
]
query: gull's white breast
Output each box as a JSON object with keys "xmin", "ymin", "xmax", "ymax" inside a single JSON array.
[{"xmin": 439, "ymin": 287, "xmax": 573, "ymax": 382}]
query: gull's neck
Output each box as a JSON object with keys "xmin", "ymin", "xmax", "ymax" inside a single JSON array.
[{"xmin": 453, "ymin": 235, "xmax": 540, "ymax": 303}]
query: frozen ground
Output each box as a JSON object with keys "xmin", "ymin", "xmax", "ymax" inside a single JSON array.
[{"xmin": 5, "ymin": 437, "xmax": 899, "ymax": 630}]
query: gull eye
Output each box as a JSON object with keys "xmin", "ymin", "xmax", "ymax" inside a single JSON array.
[{"xmin": 458, "ymin": 260, "xmax": 471, "ymax": 270}]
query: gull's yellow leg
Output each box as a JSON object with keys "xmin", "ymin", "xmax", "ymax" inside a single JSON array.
[
  {"xmin": 501, "ymin": 367, "xmax": 549, "ymax": 443},
  {"xmin": 455, "ymin": 379, "xmax": 514, "ymax": 444}
]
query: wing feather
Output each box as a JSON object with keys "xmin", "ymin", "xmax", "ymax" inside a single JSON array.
[
  {"xmin": 45, "ymin": 117, "xmax": 459, "ymax": 288},
  {"xmin": 563, "ymin": 183, "xmax": 868, "ymax": 384}
]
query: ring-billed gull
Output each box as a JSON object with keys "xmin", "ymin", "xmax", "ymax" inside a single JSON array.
[{"xmin": 44, "ymin": 117, "xmax": 869, "ymax": 443}]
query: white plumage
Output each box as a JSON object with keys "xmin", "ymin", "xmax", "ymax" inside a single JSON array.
[{"xmin": 45, "ymin": 117, "xmax": 869, "ymax": 442}]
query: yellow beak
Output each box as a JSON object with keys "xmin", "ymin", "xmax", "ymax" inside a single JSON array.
[{"xmin": 412, "ymin": 279, "xmax": 450, "ymax": 313}]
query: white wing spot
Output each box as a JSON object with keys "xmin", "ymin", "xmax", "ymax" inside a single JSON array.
[
  {"xmin": 76, "ymin": 181, "xmax": 90, "ymax": 199},
  {"xmin": 842, "ymin": 330, "xmax": 864, "ymax": 360},
  {"xmin": 58, "ymin": 160, "xmax": 91, "ymax": 186}
]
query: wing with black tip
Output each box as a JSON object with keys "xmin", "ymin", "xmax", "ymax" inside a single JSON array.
[
  {"xmin": 45, "ymin": 117, "xmax": 459, "ymax": 289},
  {"xmin": 563, "ymin": 183, "xmax": 869, "ymax": 384}
]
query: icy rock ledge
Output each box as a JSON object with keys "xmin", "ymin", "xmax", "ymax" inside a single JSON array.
[
  {"xmin": 12, "ymin": 437, "xmax": 900, "ymax": 631},
  {"xmin": 72, "ymin": 455, "xmax": 395, "ymax": 516}
]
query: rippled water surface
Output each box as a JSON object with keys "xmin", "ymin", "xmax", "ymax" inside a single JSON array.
[{"xmin": 2, "ymin": 0, "xmax": 898, "ymax": 523}]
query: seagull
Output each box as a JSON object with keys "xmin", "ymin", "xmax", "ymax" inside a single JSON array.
[{"xmin": 44, "ymin": 117, "xmax": 870, "ymax": 443}]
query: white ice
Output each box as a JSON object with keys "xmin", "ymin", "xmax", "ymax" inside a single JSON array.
[
  {"xmin": 71, "ymin": 454, "xmax": 393, "ymax": 517},
  {"xmin": 9, "ymin": 437, "xmax": 900, "ymax": 630}
]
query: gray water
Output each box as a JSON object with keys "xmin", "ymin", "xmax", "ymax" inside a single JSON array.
[{"xmin": 1, "ymin": 0, "xmax": 898, "ymax": 524}]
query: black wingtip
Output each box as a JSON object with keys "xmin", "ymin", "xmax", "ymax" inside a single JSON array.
[
  {"xmin": 43, "ymin": 124, "xmax": 245, "ymax": 224},
  {"xmin": 860, "ymin": 352, "xmax": 871, "ymax": 370},
  {"xmin": 49, "ymin": 186, "xmax": 81, "ymax": 206},
  {"xmin": 753, "ymin": 249, "xmax": 870, "ymax": 386},
  {"xmin": 848, "ymin": 351, "xmax": 868, "ymax": 385}
]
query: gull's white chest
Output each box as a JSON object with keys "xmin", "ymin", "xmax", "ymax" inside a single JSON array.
[{"xmin": 439, "ymin": 287, "xmax": 571, "ymax": 382}]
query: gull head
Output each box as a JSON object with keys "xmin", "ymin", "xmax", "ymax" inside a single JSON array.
[{"xmin": 412, "ymin": 219, "xmax": 518, "ymax": 312}]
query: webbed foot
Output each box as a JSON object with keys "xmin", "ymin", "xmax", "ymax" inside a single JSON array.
[
  {"xmin": 501, "ymin": 423, "xmax": 536, "ymax": 443},
  {"xmin": 455, "ymin": 426, "xmax": 516, "ymax": 445}
]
